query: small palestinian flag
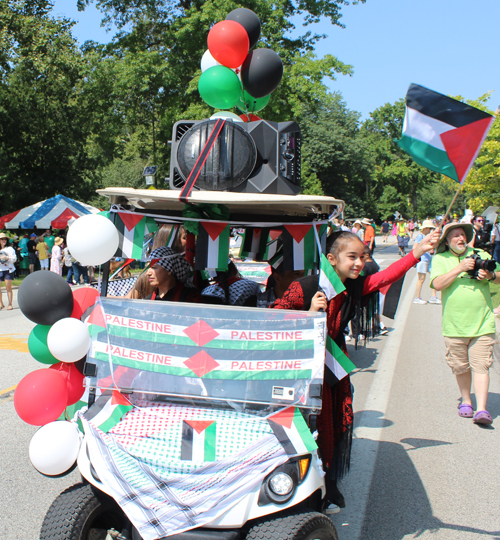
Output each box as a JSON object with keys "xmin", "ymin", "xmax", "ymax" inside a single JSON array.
[
  {"xmin": 319, "ymin": 254, "xmax": 345, "ymax": 300},
  {"xmin": 195, "ymin": 221, "xmax": 230, "ymax": 271},
  {"xmin": 281, "ymin": 225, "xmax": 315, "ymax": 271},
  {"xmin": 114, "ymin": 213, "xmax": 158, "ymax": 259},
  {"xmin": 397, "ymin": 83, "xmax": 495, "ymax": 184},
  {"xmin": 325, "ymin": 336, "xmax": 356, "ymax": 386},
  {"xmin": 313, "ymin": 224, "xmax": 328, "ymax": 265},
  {"xmin": 83, "ymin": 390, "xmax": 133, "ymax": 433},
  {"xmin": 268, "ymin": 407, "xmax": 317, "ymax": 456},
  {"xmin": 261, "ymin": 229, "xmax": 282, "ymax": 262},
  {"xmin": 239, "ymin": 227, "xmax": 268, "ymax": 260},
  {"xmin": 180, "ymin": 420, "xmax": 216, "ymax": 462},
  {"xmin": 379, "ymin": 276, "xmax": 405, "ymax": 319}
]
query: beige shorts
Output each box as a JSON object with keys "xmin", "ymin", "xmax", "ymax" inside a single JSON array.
[{"xmin": 444, "ymin": 334, "xmax": 495, "ymax": 375}]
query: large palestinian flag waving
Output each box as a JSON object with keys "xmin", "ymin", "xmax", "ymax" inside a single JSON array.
[{"xmin": 397, "ymin": 83, "xmax": 495, "ymax": 184}]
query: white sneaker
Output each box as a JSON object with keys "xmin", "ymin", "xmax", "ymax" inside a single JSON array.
[
  {"xmin": 324, "ymin": 502, "xmax": 341, "ymax": 515},
  {"xmin": 428, "ymin": 296, "xmax": 441, "ymax": 304},
  {"xmin": 413, "ymin": 297, "xmax": 427, "ymax": 304},
  {"xmin": 345, "ymin": 335, "xmax": 352, "ymax": 342},
  {"xmin": 379, "ymin": 327, "xmax": 388, "ymax": 335},
  {"xmin": 357, "ymin": 334, "xmax": 365, "ymax": 341}
]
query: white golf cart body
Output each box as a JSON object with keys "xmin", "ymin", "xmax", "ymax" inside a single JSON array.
[{"xmin": 49, "ymin": 188, "xmax": 346, "ymax": 540}]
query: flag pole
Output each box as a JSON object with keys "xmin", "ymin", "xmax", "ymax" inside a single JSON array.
[{"xmin": 440, "ymin": 183, "xmax": 464, "ymax": 228}]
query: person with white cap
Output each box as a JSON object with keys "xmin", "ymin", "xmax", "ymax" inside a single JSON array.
[
  {"xmin": 413, "ymin": 220, "xmax": 441, "ymax": 305},
  {"xmin": 0, "ymin": 233, "xmax": 16, "ymax": 310},
  {"xmin": 430, "ymin": 223, "xmax": 500, "ymax": 425}
]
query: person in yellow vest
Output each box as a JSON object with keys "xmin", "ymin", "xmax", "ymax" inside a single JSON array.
[{"xmin": 396, "ymin": 219, "xmax": 409, "ymax": 257}]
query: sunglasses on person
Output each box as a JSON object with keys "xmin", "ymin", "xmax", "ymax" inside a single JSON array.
[{"xmin": 475, "ymin": 218, "xmax": 484, "ymax": 223}]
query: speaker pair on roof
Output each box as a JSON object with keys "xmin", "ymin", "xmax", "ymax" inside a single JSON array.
[{"xmin": 169, "ymin": 119, "xmax": 301, "ymax": 194}]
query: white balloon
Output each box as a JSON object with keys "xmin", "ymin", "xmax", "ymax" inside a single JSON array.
[
  {"xmin": 29, "ymin": 421, "xmax": 81, "ymax": 476},
  {"xmin": 201, "ymin": 49, "xmax": 220, "ymax": 72},
  {"xmin": 67, "ymin": 214, "xmax": 119, "ymax": 266},
  {"xmin": 210, "ymin": 111, "xmax": 244, "ymax": 123},
  {"xmin": 47, "ymin": 318, "xmax": 90, "ymax": 363}
]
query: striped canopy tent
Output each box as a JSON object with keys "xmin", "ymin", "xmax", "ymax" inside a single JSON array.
[{"xmin": 0, "ymin": 195, "xmax": 101, "ymax": 229}]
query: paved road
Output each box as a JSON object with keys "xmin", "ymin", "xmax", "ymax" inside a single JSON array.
[
  {"xmin": 1, "ymin": 245, "xmax": 499, "ymax": 539},
  {"xmin": 331, "ymin": 237, "xmax": 500, "ymax": 539}
]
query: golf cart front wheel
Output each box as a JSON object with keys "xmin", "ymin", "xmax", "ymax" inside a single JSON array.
[
  {"xmin": 245, "ymin": 510, "xmax": 338, "ymax": 540},
  {"xmin": 40, "ymin": 482, "xmax": 128, "ymax": 540}
]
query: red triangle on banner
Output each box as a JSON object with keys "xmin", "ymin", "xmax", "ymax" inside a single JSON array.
[
  {"xmin": 202, "ymin": 221, "xmax": 228, "ymax": 241},
  {"xmin": 284, "ymin": 224, "xmax": 312, "ymax": 244},
  {"xmin": 186, "ymin": 419, "xmax": 215, "ymax": 434},
  {"xmin": 119, "ymin": 212, "xmax": 144, "ymax": 232},
  {"xmin": 268, "ymin": 407, "xmax": 295, "ymax": 429},
  {"xmin": 440, "ymin": 117, "xmax": 493, "ymax": 182},
  {"xmin": 269, "ymin": 229, "xmax": 282, "ymax": 241}
]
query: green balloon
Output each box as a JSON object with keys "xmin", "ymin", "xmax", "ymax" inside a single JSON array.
[
  {"xmin": 198, "ymin": 66, "xmax": 242, "ymax": 110},
  {"xmin": 28, "ymin": 324, "xmax": 58, "ymax": 365},
  {"xmin": 236, "ymin": 90, "xmax": 270, "ymax": 113}
]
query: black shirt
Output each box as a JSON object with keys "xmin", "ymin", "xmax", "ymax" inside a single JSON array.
[{"xmin": 27, "ymin": 239, "xmax": 37, "ymax": 253}]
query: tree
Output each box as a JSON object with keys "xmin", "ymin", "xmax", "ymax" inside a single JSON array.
[
  {"xmin": 459, "ymin": 93, "xmax": 499, "ymax": 213},
  {"xmin": 72, "ymin": 0, "xmax": 360, "ymax": 187},
  {"xmin": 0, "ymin": 0, "xmax": 99, "ymax": 215},
  {"xmin": 299, "ymin": 93, "xmax": 371, "ymax": 215}
]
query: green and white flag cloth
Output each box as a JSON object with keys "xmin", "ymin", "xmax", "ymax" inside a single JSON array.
[
  {"xmin": 268, "ymin": 406, "xmax": 318, "ymax": 455},
  {"xmin": 113, "ymin": 212, "xmax": 159, "ymax": 259},
  {"xmin": 397, "ymin": 83, "xmax": 494, "ymax": 184},
  {"xmin": 325, "ymin": 335, "xmax": 356, "ymax": 384},
  {"xmin": 319, "ymin": 253, "xmax": 345, "ymax": 300},
  {"xmin": 83, "ymin": 390, "xmax": 133, "ymax": 433}
]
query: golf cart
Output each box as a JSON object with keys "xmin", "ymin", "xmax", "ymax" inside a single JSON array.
[{"xmin": 39, "ymin": 187, "xmax": 344, "ymax": 540}]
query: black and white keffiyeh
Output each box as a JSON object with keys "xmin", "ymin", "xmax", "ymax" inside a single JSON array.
[
  {"xmin": 150, "ymin": 247, "xmax": 191, "ymax": 285},
  {"xmin": 201, "ymin": 279, "xmax": 261, "ymax": 306}
]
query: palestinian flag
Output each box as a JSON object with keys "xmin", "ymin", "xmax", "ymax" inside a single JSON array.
[
  {"xmin": 114, "ymin": 212, "xmax": 159, "ymax": 259},
  {"xmin": 195, "ymin": 221, "xmax": 230, "ymax": 271},
  {"xmin": 83, "ymin": 390, "xmax": 133, "ymax": 433},
  {"xmin": 261, "ymin": 229, "xmax": 282, "ymax": 262},
  {"xmin": 318, "ymin": 254, "xmax": 345, "ymax": 300},
  {"xmin": 325, "ymin": 336, "xmax": 356, "ymax": 386},
  {"xmin": 268, "ymin": 407, "xmax": 317, "ymax": 456},
  {"xmin": 397, "ymin": 83, "xmax": 495, "ymax": 184},
  {"xmin": 239, "ymin": 227, "xmax": 268, "ymax": 260},
  {"xmin": 313, "ymin": 224, "xmax": 328, "ymax": 265},
  {"xmin": 180, "ymin": 420, "xmax": 216, "ymax": 462},
  {"xmin": 379, "ymin": 276, "xmax": 405, "ymax": 319},
  {"xmin": 281, "ymin": 225, "xmax": 315, "ymax": 271}
]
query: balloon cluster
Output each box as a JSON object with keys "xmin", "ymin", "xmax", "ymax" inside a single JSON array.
[
  {"xmin": 198, "ymin": 8, "xmax": 283, "ymax": 119},
  {"xmin": 15, "ymin": 274, "xmax": 100, "ymax": 475}
]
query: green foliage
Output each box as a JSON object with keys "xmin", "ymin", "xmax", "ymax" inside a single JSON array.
[
  {"xmin": 0, "ymin": 0, "xmax": 99, "ymax": 214},
  {"xmin": 459, "ymin": 93, "xmax": 499, "ymax": 213}
]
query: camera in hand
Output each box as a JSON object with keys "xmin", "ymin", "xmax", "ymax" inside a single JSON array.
[{"xmin": 466, "ymin": 250, "xmax": 496, "ymax": 279}]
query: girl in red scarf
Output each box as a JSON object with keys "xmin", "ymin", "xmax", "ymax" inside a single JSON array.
[{"xmin": 273, "ymin": 229, "xmax": 439, "ymax": 510}]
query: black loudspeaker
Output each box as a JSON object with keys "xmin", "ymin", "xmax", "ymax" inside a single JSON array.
[{"xmin": 169, "ymin": 119, "xmax": 301, "ymax": 194}]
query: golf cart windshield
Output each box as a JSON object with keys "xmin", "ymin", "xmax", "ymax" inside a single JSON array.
[{"xmin": 86, "ymin": 297, "xmax": 326, "ymax": 411}]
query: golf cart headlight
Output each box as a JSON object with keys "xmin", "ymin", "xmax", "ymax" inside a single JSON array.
[{"xmin": 269, "ymin": 472, "xmax": 294, "ymax": 496}]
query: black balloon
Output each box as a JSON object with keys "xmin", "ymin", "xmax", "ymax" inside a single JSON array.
[
  {"xmin": 241, "ymin": 49, "xmax": 283, "ymax": 98},
  {"xmin": 18, "ymin": 271, "xmax": 74, "ymax": 326},
  {"xmin": 226, "ymin": 8, "xmax": 261, "ymax": 49}
]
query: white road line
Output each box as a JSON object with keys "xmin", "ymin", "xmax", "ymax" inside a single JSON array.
[{"xmin": 335, "ymin": 273, "xmax": 417, "ymax": 539}]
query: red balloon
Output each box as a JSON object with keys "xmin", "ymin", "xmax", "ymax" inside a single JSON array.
[
  {"xmin": 49, "ymin": 362, "xmax": 85, "ymax": 406},
  {"xmin": 208, "ymin": 20, "xmax": 249, "ymax": 69},
  {"xmin": 14, "ymin": 369, "xmax": 69, "ymax": 426},
  {"xmin": 239, "ymin": 113, "xmax": 261, "ymax": 122},
  {"xmin": 71, "ymin": 287, "xmax": 99, "ymax": 320}
]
